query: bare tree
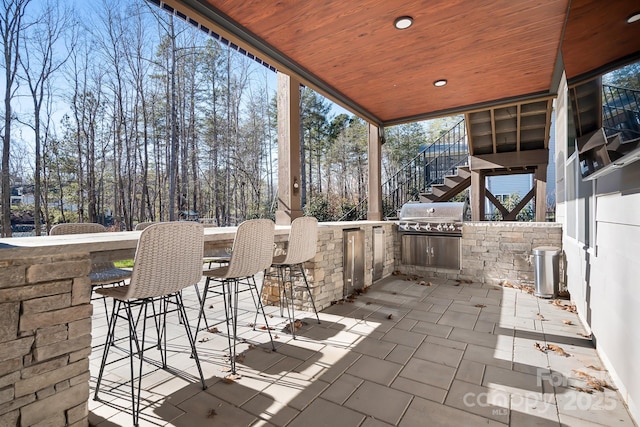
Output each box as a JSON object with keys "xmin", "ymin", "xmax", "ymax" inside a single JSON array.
[
  {"xmin": 148, "ymin": 9, "xmax": 180, "ymax": 221},
  {"xmin": 0, "ymin": 0, "xmax": 32, "ymax": 237},
  {"xmin": 122, "ymin": 1, "xmax": 153, "ymax": 222},
  {"xmin": 98, "ymin": 1, "xmax": 136, "ymax": 229},
  {"xmin": 19, "ymin": 1, "xmax": 74, "ymax": 235}
]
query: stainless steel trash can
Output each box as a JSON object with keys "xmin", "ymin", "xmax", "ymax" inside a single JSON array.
[{"xmin": 533, "ymin": 246, "xmax": 561, "ymax": 298}]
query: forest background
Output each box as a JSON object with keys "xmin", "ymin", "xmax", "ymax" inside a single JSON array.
[{"xmin": 1, "ymin": 0, "xmax": 461, "ymax": 236}]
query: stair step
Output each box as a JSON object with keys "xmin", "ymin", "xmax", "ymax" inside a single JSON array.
[
  {"xmin": 431, "ymin": 184, "xmax": 450, "ymax": 197},
  {"xmin": 419, "ymin": 193, "xmax": 438, "ymax": 203},
  {"xmin": 456, "ymin": 166, "xmax": 471, "ymax": 178},
  {"xmin": 442, "ymin": 166, "xmax": 470, "ymax": 180},
  {"xmin": 443, "ymin": 175, "xmax": 467, "ymax": 186}
]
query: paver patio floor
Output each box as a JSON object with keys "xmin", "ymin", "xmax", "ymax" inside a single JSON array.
[{"xmin": 88, "ymin": 275, "xmax": 637, "ymax": 426}]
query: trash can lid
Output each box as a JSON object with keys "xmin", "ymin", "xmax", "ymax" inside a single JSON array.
[{"xmin": 533, "ymin": 246, "xmax": 561, "ymax": 255}]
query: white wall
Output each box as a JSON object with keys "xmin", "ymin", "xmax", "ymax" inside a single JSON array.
[{"xmin": 557, "ymin": 74, "xmax": 640, "ymax": 423}]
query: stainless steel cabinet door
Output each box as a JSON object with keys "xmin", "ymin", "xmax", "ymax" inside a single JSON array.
[
  {"xmin": 344, "ymin": 229, "xmax": 365, "ymax": 294},
  {"xmin": 401, "ymin": 234, "xmax": 460, "ymax": 269},
  {"xmin": 429, "ymin": 235, "xmax": 461, "ymax": 270},
  {"xmin": 401, "ymin": 234, "xmax": 430, "ymax": 266},
  {"xmin": 373, "ymin": 227, "xmax": 384, "ymax": 281}
]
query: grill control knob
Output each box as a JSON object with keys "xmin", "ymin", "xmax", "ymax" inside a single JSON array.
[
  {"xmin": 425, "ymin": 224, "xmax": 431, "ymax": 231},
  {"xmin": 436, "ymin": 224, "xmax": 443, "ymax": 231}
]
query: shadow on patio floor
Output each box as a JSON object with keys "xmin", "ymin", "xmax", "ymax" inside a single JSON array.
[{"xmin": 88, "ymin": 276, "xmax": 637, "ymax": 426}]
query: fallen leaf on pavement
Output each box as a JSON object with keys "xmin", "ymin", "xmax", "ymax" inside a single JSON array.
[
  {"xmin": 223, "ymin": 373, "xmax": 242, "ymax": 384},
  {"xmin": 547, "ymin": 344, "xmax": 570, "ymax": 357}
]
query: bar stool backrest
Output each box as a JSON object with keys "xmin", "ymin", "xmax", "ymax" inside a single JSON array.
[
  {"xmin": 134, "ymin": 221, "xmax": 156, "ymax": 231},
  {"xmin": 125, "ymin": 222, "xmax": 204, "ymax": 299},
  {"xmin": 50, "ymin": 222, "xmax": 106, "ymax": 235},
  {"xmin": 280, "ymin": 216, "xmax": 318, "ymax": 265},
  {"xmin": 226, "ymin": 219, "xmax": 275, "ymax": 278}
]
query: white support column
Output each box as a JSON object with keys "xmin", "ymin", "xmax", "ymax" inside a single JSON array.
[{"xmin": 276, "ymin": 72, "xmax": 303, "ymax": 225}]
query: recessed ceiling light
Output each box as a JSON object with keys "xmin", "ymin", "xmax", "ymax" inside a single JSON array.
[
  {"xmin": 433, "ymin": 79, "xmax": 447, "ymax": 87},
  {"xmin": 627, "ymin": 12, "xmax": 640, "ymax": 24},
  {"xmin": 394, "ymin": 16, "xmax": 413, "ymax": 30}
]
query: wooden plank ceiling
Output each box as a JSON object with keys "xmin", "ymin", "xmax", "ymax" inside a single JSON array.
[{"xmin": 165, "ymin": 0, "xmax": 640, "ymax": 158}]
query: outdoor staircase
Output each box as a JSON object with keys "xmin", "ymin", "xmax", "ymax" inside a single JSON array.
[
  {"xmin": 340, "ymin": 119, "xmax": 470, "ymax": 220},
  {"xmin": 419, "ymin": 166, "xmax": 471, "ymax": 203}
]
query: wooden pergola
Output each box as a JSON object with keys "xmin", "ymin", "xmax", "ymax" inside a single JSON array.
[{"xmin": 160, "ymin": 0, "xmax": 640, "ymax": 224}]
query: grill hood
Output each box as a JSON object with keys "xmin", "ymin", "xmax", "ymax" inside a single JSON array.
[{"xmin": 398, "ymin": 202, "xmax": 465, "ymax": 222}]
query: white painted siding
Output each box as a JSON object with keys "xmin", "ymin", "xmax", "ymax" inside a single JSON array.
[{"xmin": 557, "ymin": 74, "xmax": 640, "ymax": 423}]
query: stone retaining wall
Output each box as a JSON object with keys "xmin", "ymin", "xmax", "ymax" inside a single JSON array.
[
  {"xmin": 0, "ymin": 252, "xmax": 92, "ymax": 427},
  {"xmin": 461, "ymin": 222, "xmax": 563, "ymax": 285}
]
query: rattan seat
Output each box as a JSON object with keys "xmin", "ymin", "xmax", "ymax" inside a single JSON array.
[{"xmin": 93, "ymin": 222, "xmax": 207, "ymax": 427}]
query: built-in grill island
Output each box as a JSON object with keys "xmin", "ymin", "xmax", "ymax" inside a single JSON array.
[{"xmin": 398, "ymin": 202, "xmax": 464, "ymax": 270}]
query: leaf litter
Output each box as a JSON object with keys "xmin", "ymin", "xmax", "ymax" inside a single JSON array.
[
  {"xmin": 550, "ymin": 299, "xmax": 577, "ymax": 313},
  {"xmin": 534, "ymin": 342, "xmax": 571, "ymax": 357},
  {"xmin": 572, "ymin": 370, "xmax": 615, "ymax": 392},
  {"xmin": 223, "ymin": 373, "xmax": 242, "ymax": 384},
  {"xmin": 500, "ymin": 280, "xmax": 534, "ymax": 294}
]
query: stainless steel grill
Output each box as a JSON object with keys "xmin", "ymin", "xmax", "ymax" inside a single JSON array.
[
  {"xmin": 398, "ymin": 202, "xmax": 464, "ymax": 269},
  {"xmin": 397, "ymin": 202, "xmax": 465, "ymax": 236}
]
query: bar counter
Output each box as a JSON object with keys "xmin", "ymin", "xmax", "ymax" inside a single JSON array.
[{"xmin": 0, "ymin": 225, "xmax": 293, "ymax": 261}]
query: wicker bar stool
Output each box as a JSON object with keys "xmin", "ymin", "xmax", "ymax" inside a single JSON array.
[
  {"xmin": 269, "ymin": 216, "xmax": 320, "ymax": 338},
  {"xmin": 93, "ymin": 222, "xmax": 207, "ymax": 427},
  {"xmin": 134, "ymin": 221, "xmax": 221, "ymax": 321},
  {"xmin": 196, "ymin": 219, "xmax": 276, "ymax": 375}
]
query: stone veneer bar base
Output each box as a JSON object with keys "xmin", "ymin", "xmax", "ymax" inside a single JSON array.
[
  {"xmin": 0, "ymin": 251, "xmax": 92, "ymax": 427},
  {"xmin": 262, "ymin": 222, "xmax": 397, "ymax": 311}
]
